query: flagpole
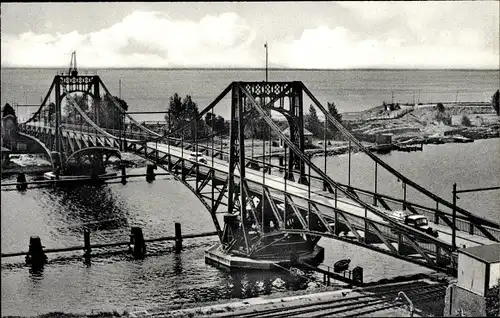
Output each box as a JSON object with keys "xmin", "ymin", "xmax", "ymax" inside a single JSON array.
[{"xmin": 265, "ymin": 42, "xmax": 268, "ymax": 82}]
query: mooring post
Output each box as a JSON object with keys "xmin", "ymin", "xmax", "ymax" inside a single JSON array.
[
  {"xmin": 120, "ymin": 164, "xmax": 127, "ymax": 185},
  {"xmin": 83, "ymin": 229, "xmax": 91, "ymax": 258},
  {"xmin": 174, "ymin": 222, "xmax": 182, "ymax": 253},
  {"xmin": 129, "ymin": 227, "xmax": 146, "ymax": 259},
  {"xmin": 146, "ymin": 164, "xmax": 156, "ymax": 183},
  {"xmin": 26, "ymin": 236, "xmax": 47, "ymax": 266},
  {"xmin": 16, "ymin": 173, "xmax": 27, "ymax": 191}
]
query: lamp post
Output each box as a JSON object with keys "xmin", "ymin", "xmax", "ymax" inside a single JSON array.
[{"xmin": 264, "ymin": 42, "xmax": 268, "ymax": 82}]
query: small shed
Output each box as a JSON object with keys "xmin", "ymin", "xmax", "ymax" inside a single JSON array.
[
  {"xmin": 457, "ymin": 243, "xmax": 500, "ymax": 296},
  {"xmin": 280, "ymin": 127, "xmax": 313, "ymax": 147}
]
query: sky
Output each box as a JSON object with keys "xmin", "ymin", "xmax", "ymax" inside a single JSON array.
[{"xmin": 1, "ymin": 2, "xmax": 499, "ymax": 69}]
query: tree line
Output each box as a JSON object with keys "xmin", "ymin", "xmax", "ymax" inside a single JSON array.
[
  {"xmin": 59, "ymin": 93, "xmax": 129, "ymax": 130},
  {"xmin": 164, "ymin": 93, "xmax": 344, "ymax": 141},
  {"xmin": 304, "ymin": 102, "xmax": 343, "ymax": 140}
]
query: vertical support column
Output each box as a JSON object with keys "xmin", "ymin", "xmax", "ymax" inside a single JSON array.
[
  {"xmin": 403, "ymin": 182, "xmax": 407, "ymax": 211},
  {"xmin": 364, "ymin": 208, "xmax": 368, "ymax": 243},
  {"xmin": 373, "ymin": 162, "xmax": 378, "ymax": 206},
  {"xmin": 237, "ymin": 84, "xmax": 247, "ymax": 230},
  {"xmin": 94, "ymin": 77, "xmax": 100, "ymax": 127},
  {"xmin": 452, "ymin": 183, "xmax": 457, "ymax": 250},
  {"xmin": 226, "ymin": 83, "xmax": 238, "ymax": 221},
  {"xmin": 435, "ymin": 201, "xmax": 440, "ymax": 224},
  {"xmin": 323, "ymin": 118, "xmax": 327, "ymax": 191},
  {"xmin": 348, "ymin": 140, "xmax": 351, "ymax": 186},
  {"xmin": 296, "ymin": 83, "xmax": 307, "ymax": 184},
  {"xmin": 54, "ymin": 76, "xmax": 61, "ymax": 154}
]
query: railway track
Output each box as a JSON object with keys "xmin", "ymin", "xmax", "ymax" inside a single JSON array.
[{"xmin": 208, "ymin": 281, "xmax": 445, "ymax": 318}]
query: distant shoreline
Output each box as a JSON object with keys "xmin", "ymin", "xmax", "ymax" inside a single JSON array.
[{"xmin": 1, "ymin": 67, "xmax": 498, "ymax": 72}]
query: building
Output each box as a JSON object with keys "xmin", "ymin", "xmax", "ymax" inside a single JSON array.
[
  {"xmin": 444, "ymin": 243, "xmax": 500, "ymax": 316},
  {"xmin": 280, "ymin": 127, "xmax": 313, "ymax": 148}
]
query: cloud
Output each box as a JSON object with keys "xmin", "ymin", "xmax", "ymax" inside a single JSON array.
[
  {"xmin": 272, "ymin": 25, "xmax": 498, "ymax": 69},
  {"xmin": 1, "ymin": 11, "xmax": 258, "ymax": 68},
  {"xmin": 1, "ymin": 5, "xmax": 498, "ymax": 69}
]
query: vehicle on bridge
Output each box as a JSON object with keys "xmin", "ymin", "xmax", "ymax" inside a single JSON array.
[
  {"xmin": 388, "ymin": 211, "xmax": 439, "ymax": 238},
  {"xmin": 188, "ymin": 152, "xmax": 207, "ymax": 164},
  {"xmin": 404, "ymin": 215, "xmax": 439, "ymax": 238}
]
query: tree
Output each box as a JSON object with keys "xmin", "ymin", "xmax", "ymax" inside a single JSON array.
[
  {"xmin": 305, "ymin": 105, "xmax": 321, "ymax": 137},
  {"xmin": 164, "ymin": 94, "xmax": 201, "ymax": 138},
  {"xmin": 63, "ymin": 94, "xmax": 92, "ymax": 124},
  {"xmin": 436, "ymin": 103, "xmax": 445, "ymax": 113},
  {"xmin": 461, "ymin": 114, "xmax": 471, "ymax": 127},
  {"xmin": 492, "ymin": 89, "xmax": 499, "ymax": 116},
  {"xmin": 486, "ymin": 282, "xmax": 499, "ymax": 317},
  {"xmin": 2, "ymin": 103, "xmax": 16, "ymax": 117},
  {"xmin": 326, "ymin": 102, "xmax": 343, "ymax": 140},
  {"xmin": 99, "ymin": 93, "xmax": 129, "ymax": 130}
]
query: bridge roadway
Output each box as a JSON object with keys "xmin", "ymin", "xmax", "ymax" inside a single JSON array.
[
  {"xmin": 147, "ymin": 141, "xmax": 493, "ymax": 249},
  {"xmin": 20, "ymin": 123, "xmax": 493, "ymax": 250}
]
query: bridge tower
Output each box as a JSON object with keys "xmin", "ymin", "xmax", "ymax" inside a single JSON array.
[{"xmin": 219, "ymin": 82, "xmax": 321, "ymax": 261}]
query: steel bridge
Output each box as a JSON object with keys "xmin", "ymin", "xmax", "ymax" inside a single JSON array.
[{"xmin": 13, "ymin": 66, "xmax": 500, "ymax": 276}]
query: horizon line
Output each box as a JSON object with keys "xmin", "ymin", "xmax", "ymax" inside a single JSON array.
[{"xmin": 1, "ymin": 66, "xmax": 498, "ymax": 71}]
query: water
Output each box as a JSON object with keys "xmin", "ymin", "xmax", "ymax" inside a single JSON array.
[
  {"xmin": 2, "ymin": 140, "xmax": 499, "ymax": 316},
  {"xmin": 1, "ymin": 68, "xmax": 498, "ymax": 122},
  {"xmin": 1, "ymin": 68, "xmax": 499, "ymax": 316},
  {"xmin": 312, "ymin": 139, "xmax": 500, "ymax": 220}
]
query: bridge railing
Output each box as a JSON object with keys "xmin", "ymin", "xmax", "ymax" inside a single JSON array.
[{"xmin": 304, "ymin": 174, "xmax": 500, "ymax": 242}]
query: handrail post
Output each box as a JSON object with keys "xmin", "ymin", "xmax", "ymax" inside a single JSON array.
[
  {"xmin": 396, "ymin": 291, "xmax": 414, "ymax": 317},
  {"xmin": 373, "ymin": 162, "xmax": 378, "ymax": 206},
  {"xmin": 452, "ymin": 183, "xmax": 457, "ymax": 250}
]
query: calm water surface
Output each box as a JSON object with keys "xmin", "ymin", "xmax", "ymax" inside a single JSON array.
[
  {"xmin": 1, "ymin": 68, "xmax": 498, "ymax": 121},
  {"xmin": 2, "ymin": 139, "xmax": 499, "ymax": 316},
  {"xmin": 1, "ymin": 68, "xmax": 499, "ymax": 316}
]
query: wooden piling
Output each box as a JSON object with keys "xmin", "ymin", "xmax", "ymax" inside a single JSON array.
[
  {"xmin": 353, "ymin": 266, "xmax": 364, "ymax": 284},
  {"xmin": 26, "ymin": 236, "xmax": 47, "ymax": 266},
  {"xmin": 129, "ymin": 227, "xmax": 146, "ymax": 259},
  {"xmin": 120, "ymin": 164, "xmax": 127, "ymax": 185},
  {"xmin": 16, "ymin": 173, "xmax": 27, "ymax": 191},
  {"xmin": 146, "ymin": 164, "xmax": 156, "ymax": 182},
  {"xmin": 84, "ymin": 229, "xmax": 91, "ymax": 257},
  {"xmin": 174, "ymin": 222, "xmax": 182, "ymax": 253}
]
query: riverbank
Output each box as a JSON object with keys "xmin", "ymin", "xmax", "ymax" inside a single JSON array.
[
  {"xmin": 346, "ymin": 102, "xmax": 499, "ymax": 146},
  {"xmin": 129, "ymin": 273, "xmax": 449, "ymax": 318},
  {"xmin": 7, "ymin": 274, "xmax": 447, "ymax": 318}
]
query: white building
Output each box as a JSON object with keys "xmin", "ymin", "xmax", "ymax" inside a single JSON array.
[
  {"xmin": 280, "ymin": 127, "xmax": 313, "ymax": 147},
  {"xmin": 445, "ymin": 243, "xmax": 500, "ymax": 316},
  {"xmin": 457, "ymin": 243, "xmax": 500, "ymax": 296}
]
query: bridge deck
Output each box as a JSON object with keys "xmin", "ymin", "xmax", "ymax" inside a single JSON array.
[{"xmin": 149, "ymin": 142, "xmax": 492, "ymax": 249}]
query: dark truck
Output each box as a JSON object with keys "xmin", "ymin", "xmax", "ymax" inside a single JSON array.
[{"xmin": 404, "ymin": 215, "xmax": 439, "ymax": 238}]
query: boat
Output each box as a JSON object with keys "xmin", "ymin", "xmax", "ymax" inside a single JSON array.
[
  {"xmin": 43, "ymin": 171, "xmax": 117, "ymax": 183},
  {"xmin": 333, "ymin": 259, "xmax": 351, "ymax": 272},
  {"xmin": 453, "ymin": 135, "xmax": 473, "ymax": 143}
]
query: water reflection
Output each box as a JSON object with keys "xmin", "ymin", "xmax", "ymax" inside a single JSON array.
[
  {"xmin": 28, "ymin": 265, "xmax": 44, "ymax": 279},
  {"xmin": 42, "ymin": 184, "xmax": 129, "ymax": 232},
  {"xmin": 172, "ymin": 254, "xmax": 183, "ymax": 276}
]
